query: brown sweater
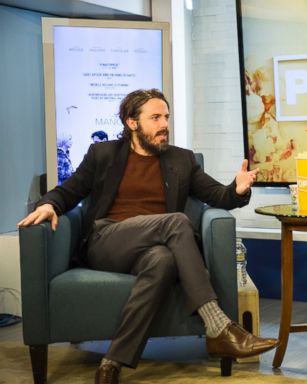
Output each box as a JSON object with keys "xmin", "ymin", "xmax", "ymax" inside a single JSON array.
[{"xmin": 106, "ymin": 151, "xmax": 166, "ymax": 221}]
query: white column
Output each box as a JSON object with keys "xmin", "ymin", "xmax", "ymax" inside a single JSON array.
[{"xmin": 152, "ymin": 0, "xmax": 193, "ymax": 149}]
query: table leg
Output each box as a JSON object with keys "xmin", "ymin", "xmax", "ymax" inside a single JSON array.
[{"xmin": 272, "ymin": 223, "xmax": 293, "ymax": 368}]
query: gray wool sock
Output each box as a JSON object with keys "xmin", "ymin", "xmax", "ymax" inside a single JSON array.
[
  {"xmin": 198, "ymin": 300, "xmax": 231, "ymax": 338},
  {"xmin": 101, "ymin": 358, "xmax": 122, "ymax": 371}
]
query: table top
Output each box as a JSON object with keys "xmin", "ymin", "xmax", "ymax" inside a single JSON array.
[{"xmin": 255, "ymin": 204, "xmax": 307, "ymax": 218}]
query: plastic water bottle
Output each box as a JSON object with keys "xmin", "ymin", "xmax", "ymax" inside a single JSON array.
[{"xmin": 236, "ymin": 238, "xmax": 247, "ymax": 287}]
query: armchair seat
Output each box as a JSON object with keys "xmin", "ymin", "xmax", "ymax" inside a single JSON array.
[{"xmin": 49, "ymin": 269, "xmax": 134, "ymax": 342}]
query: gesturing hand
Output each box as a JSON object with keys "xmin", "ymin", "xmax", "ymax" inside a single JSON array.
[
  {"xmin": 235, "ymin": 159, "xmax": 259, "ymax": 195},
  {"xmin": 17, "ymin": 204, "xmax": 58, "ymax": 232}
]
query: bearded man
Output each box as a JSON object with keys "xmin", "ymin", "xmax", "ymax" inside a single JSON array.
[{"xmin": 18, "ymin": 89, "xmax": 278, "ymax": 384}]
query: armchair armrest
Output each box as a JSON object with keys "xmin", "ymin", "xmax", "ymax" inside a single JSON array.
[
  {"xmin": 19, "ymin": 206, "xmax": 83, "ymax": 344},
  {"xmin": 201, "ymin": 207, "xmax": 238, "ymax": 321}
]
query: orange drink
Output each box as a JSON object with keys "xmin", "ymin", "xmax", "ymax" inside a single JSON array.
[{"xmin": 296, "ymin": 153, "xmax": 307, "ymax": 214}]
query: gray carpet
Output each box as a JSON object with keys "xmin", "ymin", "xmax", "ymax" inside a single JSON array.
[{"xmin": 1, "ymin": 341, "xmax": 307, "ymax": 384}]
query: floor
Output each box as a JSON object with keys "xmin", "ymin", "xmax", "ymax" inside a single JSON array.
[{"xmin": 1, "ymin": 298, "xmax": 307, "ymax": 380}]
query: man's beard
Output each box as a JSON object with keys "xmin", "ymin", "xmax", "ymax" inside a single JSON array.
[{"xmin": 135, "ymin": 123, "xmax": 169, "ymax": 156}]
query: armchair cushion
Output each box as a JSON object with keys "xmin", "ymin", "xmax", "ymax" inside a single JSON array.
[{"xmin": 49, "ymin": 269, "xmax": 134, "ymax": 342}]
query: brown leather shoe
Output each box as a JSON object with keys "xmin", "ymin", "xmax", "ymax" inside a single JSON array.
[
  {"xmin": 95, "ymin": 364, "xmax": 120, "ymax": 384},
  {"xmin": 206, "ymin": 322, "xmax": 279, "ymax": 359}
]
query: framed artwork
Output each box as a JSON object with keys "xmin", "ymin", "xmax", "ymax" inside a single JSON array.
[{"xmin": 237, "ymin": 0, "xmax": 307, "ymax": 185}]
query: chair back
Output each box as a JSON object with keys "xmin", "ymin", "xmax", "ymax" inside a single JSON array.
[{"xmin": 184, "ymin": 152, "xmax": 205, "ymax": 232}]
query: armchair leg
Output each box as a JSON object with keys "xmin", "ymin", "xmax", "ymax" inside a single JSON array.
[
  {"xmin": 29, "ymin": 345, "xmax": 48, "ymax": 384},
  {"xmin": 220, "ymin": 357, "xmax": 233, "ymax": 376}
]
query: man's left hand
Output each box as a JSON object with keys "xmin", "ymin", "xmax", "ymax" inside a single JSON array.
[{"xmin": 235, "ymin": 159, "xmax": 259, "ymax": 195}]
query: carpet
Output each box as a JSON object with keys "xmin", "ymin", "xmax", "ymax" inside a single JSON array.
[{"xmin": 0, "ymin": 341, "xmax": 306, "ymax": 384}]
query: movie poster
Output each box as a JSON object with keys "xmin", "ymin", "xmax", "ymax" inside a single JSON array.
[
  {"xmin": 53, "ymin": 26, "xmax": 163, "ymax": 184},
  {"xmin": 240, "ymin": 0, "xmax": 307, "ymax": 183}
]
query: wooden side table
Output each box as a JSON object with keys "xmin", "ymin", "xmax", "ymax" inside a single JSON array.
[{"xmin": 255, "ymin": 204, "xmax": 307, "ymax": 368}]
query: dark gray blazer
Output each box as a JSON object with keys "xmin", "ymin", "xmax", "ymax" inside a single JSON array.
[{"xmin": 39, "ymin": 139, "xmax": 250, "ymax": 242}]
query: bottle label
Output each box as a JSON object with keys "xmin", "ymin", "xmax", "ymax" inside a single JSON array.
[{"xmin": 236, "ymin": 254, "xmax": 245, "ymax": 262}]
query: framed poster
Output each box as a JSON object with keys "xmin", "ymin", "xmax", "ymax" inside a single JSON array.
[{"xmin": 42, "ymin": 18, "xmax": 171, "ymax": 188}]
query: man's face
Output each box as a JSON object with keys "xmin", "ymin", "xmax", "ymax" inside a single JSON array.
[{"xmin": 129, "ymin": 98, "xmax": 170, "ymax": 155}]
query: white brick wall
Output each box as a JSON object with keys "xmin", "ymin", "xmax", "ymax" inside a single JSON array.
[{"xmin": 192, "ymin": 0, "xmax": 244, "ymax": 184}]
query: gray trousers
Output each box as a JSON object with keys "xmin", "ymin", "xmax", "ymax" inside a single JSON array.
[{"xmin": 87, "ymin": 212, "xmax": 217, "ymax": 368}]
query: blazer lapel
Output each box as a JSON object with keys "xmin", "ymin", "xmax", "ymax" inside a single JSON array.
[
  {"xmin": 95, "ymin": 141, "xmax": 130, "ymax": 218},
  {"xmin": 160, "ymin": 153, "xmax": 179, "ymax": 212}
]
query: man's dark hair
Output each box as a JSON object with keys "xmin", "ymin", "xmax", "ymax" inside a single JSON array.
[{"xmin": 118, "ymin": 89, "xmax": 169, "ymax": 140}]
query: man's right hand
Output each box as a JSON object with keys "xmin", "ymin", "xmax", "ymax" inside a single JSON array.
[{"xmin": 17, "ymin": 204, "xmax": 58, "ymax": 231}]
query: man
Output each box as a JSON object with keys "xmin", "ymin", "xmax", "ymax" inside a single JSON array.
[{"xmin": 18, "ymin": 89, "xmax": 278, "ymax": 384}]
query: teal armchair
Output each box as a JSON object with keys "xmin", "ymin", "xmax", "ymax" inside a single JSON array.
[{"xmin": 19, "ymin": 155, "xmax": 238, "ymax": 383}]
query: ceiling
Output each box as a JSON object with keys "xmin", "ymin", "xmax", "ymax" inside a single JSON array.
[{"xmin": 0, "ymin": 0, "xmax": 151, "ymax": 20}]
